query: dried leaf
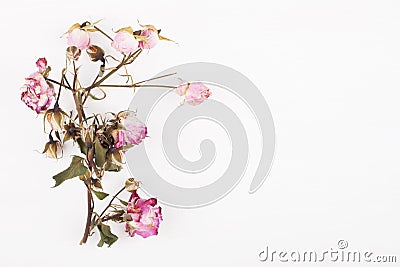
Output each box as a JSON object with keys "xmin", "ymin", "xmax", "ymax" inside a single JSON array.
[
  {"xmin": 94, "ymin": 138, "xmax": 107, "ymax": 167},
  {"xmin": 92, "ymin": 189, "xmax": 109, "ymax": 200},
  {"xmin": 97, "ymin": 223, "xmax": 118, "ymax": 247},
  {"xmin": 52, "ymin": 156, "xmax": 88, "ymax": 187}
]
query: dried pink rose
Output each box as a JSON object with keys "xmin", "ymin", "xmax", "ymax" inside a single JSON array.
[
  {"xmin": 112, "ymin": 111, "xmax": 147, "ymax": 148},
  {"xmin": 112, "ymin": 30, "xmax": 139, "ymax": 55},
  {"xmin": 138, "ymin": 29, "xmax": 159, "ymax": 49},
  {"xmin": 67, "ymin": 28, "xmax": 91, "ymax": 50},
  {"xmin": 21, "ymin": 61, "xmax": 55, "ymax": 113},
  {"xmin": 177, "ymin": 82, "xmax": 212, "ymax": 106},
  {"xmin": 125, "ymin": 190, "xmax": 162, "ymax": 238},
  {"xmin": 36, "ymin": 58, "xmax": 47, "ymax": 73}
]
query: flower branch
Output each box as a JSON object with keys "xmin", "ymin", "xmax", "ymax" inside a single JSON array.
[{"xmin": 20, "ymin": 19, "xmax": 212, "ymax": 247}]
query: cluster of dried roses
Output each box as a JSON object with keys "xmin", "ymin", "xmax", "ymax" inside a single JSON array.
[{"xmin": 20, "ymin": 21, "xmax": 211, "ymax": 247}]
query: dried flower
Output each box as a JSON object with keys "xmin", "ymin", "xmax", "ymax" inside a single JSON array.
[
  {"xmin": 44, "ymin": 106, "xmax": 67, "ymax": 132},
  {"xmin": 42, "ymin": 137, "xmax": 62, "ymax": 159},
  {"xmin": 125, "ymin": 178, "xmax": 140, "ymax": 192},
  {"xmin": 111, "ymin": 27, "xmax": 139, "ymax": 55},
  {"xmin": 125, "ymin": 190, "xmax": 162, "ymax": 238},
  {"xmin": 21, "ymin": 71, "xmax": 55, "ymax": 114},
  {"xmin": 107, "ymin": 147, "xmax": 125, "ymax": 166},
  {"xmin": 86, "ymin": 45, "xmax": 105, "ymax": 63},
  {"xmin": 111, "ymin": 111, "xmax": 147, "ymax": 148},
  {"xmin": 67, "ymin": 27, "xmax": 91, "ymax": 50},
  {"xmin": 36, "ymin": 58, "xmax": 47, "ymax": 73},
  {"xmin": 66, "ymin": 46, "xmax": 81, "ymax": 61},
  {"xmin": 176, "ymin": 82, "xmax": 212, "ymax": 106},
  {"xmin": 63, "ymin": 122, "xmax": 81, "ymax": 142},
  {"xmin": 138, "ymin": 29, "xmax": 159, "ymax": 49}
]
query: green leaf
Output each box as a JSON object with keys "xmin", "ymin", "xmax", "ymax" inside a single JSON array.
[
  {"xmin": 92, "ymin": 189, "xmax": 109, "ymax": 200},
  {"xmin": 97, "ymin": 223, "xmax": 118, "ymax": 247},
  {"xmin": 104, "ymin": 160, "xmax": 122, "ymax": 172},
  {"xmin": 118, "ymin": 198, "xmax": 128, "ymax": 206},
  {"xmin": 77, "ymin": 138, "xmax": 87, "ymax": 155},
  {"xmin": 94, "ymin": 139, "xmax": 107, "ymax": 167},
  {"xmin": 52, "ymin": 156, "xmax": 88, "ymax": 187}
]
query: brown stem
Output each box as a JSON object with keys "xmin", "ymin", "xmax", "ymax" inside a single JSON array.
[
  {"xmin": 45, "ymin": 77, "xmax": 73, "ymax": 91},
  {"xmin": 94, "ymin": 25, "xmax": 114, "ymax": 42},
  {"xmin": 135, "ymin": 84, "xmax": 177, "ymax": 89},
  {"xmin": 85, "ymin": 49, "xmax": 142, "ymax": 91},
  {"xmin": 73, "ymin": 93, "xmax": 84, "ymax": 125},
  {"xmin": 70, "ymin": 61, "xmax": 94, "ymax": 245},
  {"xmin": 99, "ymin": 84, "xmax": 177, "ymax": 89},
  {"xmin": 80, "ymin": 184, "xmax": 93, "ymax": 245},
  {"xmin": 89, "ymin": 186, "xmax": 126, "ymax": 233},
  {"xmin": 99, "ymin": 186, "xmax": 126, "ymax": 218}
]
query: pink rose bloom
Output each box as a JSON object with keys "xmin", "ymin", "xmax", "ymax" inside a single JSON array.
[
  {"xmin": 125, "ymin": 191, "xmax": 162, "ymax": 238},
  {"xmin": 138, "ymin": 29, "xmax": 159, "ymax": 49},
  {"xmin": 112, "ymin": 112, "xmax": 147, "ymax": 148},
  {"xmin": 112, "ymin": 31, "xmax": 139, "ymax": 55},
  {"xmin": 21, "ymin": 72, "xmax": 55, "ymax": 113},
  {"xmin": 36, "ymin": 58, "xmax": 47, "ymax": 73},
  {"xmin": 177, "ymin": 82, "xmax": 212, "ymax": 106},
  {"xmin": 67, "ymin": 28, "xmax": 91, "ymax": 50}
]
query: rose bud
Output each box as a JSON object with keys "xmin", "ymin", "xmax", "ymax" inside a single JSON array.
[
  {"xmin": 125, "ymin": 178, "xmax": 140, "ymax": 192},
  {"xmin": 66, "ymin": 23, "xmax": 91, "ymax": 50},
  {"xmin": 44, "ymin": 106, "xmax": 67, "ymax": 132},
  {"xmin": 86, "ymin": 45, "xmax": 105, "ymax": 63},
  {"xmin": 111, "ymin": 27, "xmax": 139, "ymax": 55},
  {"xmin": 42, "ymin": 136, "xmax": 62, "ymax": 159},
  {"xmin": 81, "ymin": 126, "xmax": 95, "ymax": 143},
  {"xmin": 63, "ymin": 122, "xmax": 81, "ymax": 142},
  {"xmin": 176, "ymin": 82, "xmax": 212, "ymax": 106},
  {"xmin": 107, "ymin": 147, "xmax": 125, "ymax": 166},
  {"xmin": 137, "ymin": 23, "xmax": 174, "ymax": 49},
  {"xmin": 36, "ymin": 58, "xmax": 47, "ymax": 74},
  {"xmin": 66, "ymin": 46, "xmax": 81, "ymax": 61},
  {"xmin": 138, "ymin": 29, "xmax": 159, "ymax": 49}
]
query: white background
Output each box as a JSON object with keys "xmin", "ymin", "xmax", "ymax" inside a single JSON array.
[{"xmin": 1, "ymin": 0, "xmax": 400, "ymax": 266}]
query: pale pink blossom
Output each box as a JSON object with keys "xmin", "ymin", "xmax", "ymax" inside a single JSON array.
[
  {"xmin": 138, "ymin": 29, "xmax": 159, "ymax": 49},
  {"xmin": 177, "ymin": 82, "xmax": 212, "ymax": 106},
  {"xmin": 67, "ymin": 28, "xmax": 91, "ymax": 50},
  {"xmin": 111, "ymin": 31, "xmax": 139, "ymax": 55},
  {"xmin": 125, "ymin": 191, "xmax": 162, "ymax": 238},
  {"xmin": 112, "ymin": 111, "xmax": 147, "ymax": 148}
]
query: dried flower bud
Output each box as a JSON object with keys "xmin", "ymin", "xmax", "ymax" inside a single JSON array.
[
  {"xmin": 107, "ymin": 147, "xmax": 124, "ymax": 166},
  {"xmin": 86, "ymin": 45, "xmax": 105, "ymax": 63},
  {"xmin": 66, "ymin": 46, "xmax": 81, "ymax": 61},
  {"xmin": 81, "ymin": 126, "xmax": 95, "ymax": 143},
  {"xmin": 125, "ymin": 178, "xmax": 140, "ymax": 192},
  {"xmin": 44, "ymin": 106, "xmax": 67, "ymax": 132},
  {"xmin": 63, "ymin": 122, "xmax": 81, "ymax": 142},
  {"xmin": 42, "ymin": 138, "xmax": 62, "ymax": 159}
]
